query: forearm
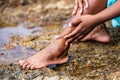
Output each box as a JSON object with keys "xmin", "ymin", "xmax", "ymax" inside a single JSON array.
[{"xmin": 95, "ymin": 0, "xmax": 120, "ymax": 24}]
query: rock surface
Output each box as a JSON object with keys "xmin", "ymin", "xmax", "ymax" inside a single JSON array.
[{"xmin": 0, "ymin": 0, "xmax": 120, "ymax": 80}]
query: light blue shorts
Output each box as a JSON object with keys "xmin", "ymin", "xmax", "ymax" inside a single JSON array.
[{"xmin": 107, "ymin": 0, "xmax": 120, "ymax": 28}]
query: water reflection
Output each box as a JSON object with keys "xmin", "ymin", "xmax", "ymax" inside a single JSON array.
[
  {"xmin": 0, "ymin": 23, "xmax": 42, "ymax": 62},
  {"xmin": 0, "ymin": 46, "xmax": 38, "ymax": 63},
  {"xmin": 0, "ymin": 23, "xmax": 42, "ymax": 47}
]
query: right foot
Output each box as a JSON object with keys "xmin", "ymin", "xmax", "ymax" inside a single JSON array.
[
  {"xmin": 81, "ymin": 24, "xmax": 110, "ymax": 43},
  {"xmin": 19, "ymin": 37, "xmax": 69, "ymax": 69}
]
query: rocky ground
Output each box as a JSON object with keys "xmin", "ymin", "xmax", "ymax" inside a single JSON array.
[{"xmin": 0, "ymin": 0, "xmax": 120, "ymax": 80}]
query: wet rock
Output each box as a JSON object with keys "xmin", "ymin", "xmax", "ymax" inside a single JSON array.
[
  {"xmin": 24, "ymin": 21, "xmax": 37, "ymax": 29},
  {"xmin": 22, "ymin": 36, "xmax": 39, "ymax": 42},
  {"xmin": 0, "ymin": 0, "xmax": 120, "ymax": 80}
]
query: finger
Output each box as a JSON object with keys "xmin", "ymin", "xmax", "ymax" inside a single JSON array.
[
  {"xmin": 77, "ymin": 30, "xmax": 90, "ymax": 42},
  {"xmin": 78, "ymin": 0, "xmax": 83, "ymax": 14},
  {"xmin": 65, "ymin": 38, "xmax": 74, "ymax": 45},
  {"xmin": 73, "ymin": 39, "xmax": 80, "ymax": 43},
  {"xmin": 73, "ymin": 0, "xmax": 79, "ymax": 15},
  {"xmin": 71, "ymin": 33, "xmax": 82, "ymax": 43},
  {"xmin": 69, "ymin": 17, "xmax": 82, "ymax": 27},
  {"xmin": 64, "ymin": 25, "xmax": 82, "ymax": 39},
  {"xmin": 65, "ymin": 31, "xmax": 81, "ymax": 45},
  {"xmin": 84, "ymin": 0, "xmax": 89, "ymax": 8},
  {"xmin": 76, "ymin": 35, "xmax": 84, "ymax": 41},
  {"xmin": 66, "ymin": 31, "xmax": 82, "ymax": 45}
]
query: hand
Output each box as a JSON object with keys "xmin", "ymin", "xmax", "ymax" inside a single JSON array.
[
  {"xmin": 64, "ymin": 14, "xmax": 98, "ymax": 45},
  {"xmin": 73, "ymin": 0, "xmax": 89, "ymax": 15}
]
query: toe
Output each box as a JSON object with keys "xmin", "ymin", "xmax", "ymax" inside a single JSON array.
[
  {"xmin": 30, "ymin": 65, "xmax": 35, "ymax": 70},
  {"xmin": 19, "ymin": 60, "xmax": 26, "ymax": 66},
  {"xmin": 26, "ymin": 64, "xmax": 32, "ymax": 69},
  {"xmin": 22, "ymin": 61, "xmax": 29, "ymax": 69}
]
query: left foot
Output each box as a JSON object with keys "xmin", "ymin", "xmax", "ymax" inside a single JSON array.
[
  {"xmin": 19, "ymin": 37, "xmax": 69, "ymax": 69},
  {"xmin": 81, "ymin": 24, "xmax": 110, "ymax": 42}
]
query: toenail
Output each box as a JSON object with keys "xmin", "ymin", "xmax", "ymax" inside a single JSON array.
[
  {"xmin": 31, "ymin": 66, "xmax": 34, "ymax": 69},
  {"xmin": 27, "ymin": 65, "xmax": 30, "ymax": 68},
  {"xmin": 19, "ymin": 60, "xmax": 23, "ymax": 63}
]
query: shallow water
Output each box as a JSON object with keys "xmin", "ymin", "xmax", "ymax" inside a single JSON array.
[
  {"xmin": 0, "ymin": 23, "xmax": 43, "ymax": 62},
  {"xmin": 0, "ymin": 23, "xmax": 42, "ymax": 46}
]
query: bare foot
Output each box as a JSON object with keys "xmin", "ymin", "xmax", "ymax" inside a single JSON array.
[
  {"xmin": 19, "ymin": 37, "xmax": 69, "ymax": 69},
  {"xmin": 81, "ymin": 24, "xmax": 110, "ymax": 43}
]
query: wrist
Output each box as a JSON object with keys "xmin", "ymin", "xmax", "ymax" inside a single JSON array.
[{"xmin": 94, "ymin": 14, "xmax": 102, "ymax": 25}]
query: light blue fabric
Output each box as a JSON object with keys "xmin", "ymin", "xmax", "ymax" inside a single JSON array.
[{"xmin": 107, "ymin": 0, "xmax": 120, "ymax": 28}]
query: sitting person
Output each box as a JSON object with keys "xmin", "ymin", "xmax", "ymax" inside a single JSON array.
[{"xmin": 19, "ymin": 0, "xmax": 120, "ymax": 69}]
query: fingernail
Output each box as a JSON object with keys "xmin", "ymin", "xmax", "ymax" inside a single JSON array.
[
  {"xmin": 79, "ymin": 10, "xmax": 82, "ymax": 14},
  {"xmin": 64, "ymin": 36, "xmax": 67, "ymax": 39},
  {"xmin": 86, "ymin": 3, "xmax": 88, "ymax": 8},
  {"xmin": 70, "ymin": 44, "xmax": 73, "ymax": 46},
  {"xmin": 31, "ymin": 66, "xmax": 34, "ymax": 70},
  {"xmin": 86, "ymin": 5, "xmax": 88, "ymax": 8},
  {"xmin": 72, "ymin": 12, "xmax": 75, "ymax": 15},
  {"xmin": 69, "ymin": 23, "xmax": 72, "ymax": 27},
  {"xmin": 65, "ymin": 42, "xmax": 68, "ymax": 46}
]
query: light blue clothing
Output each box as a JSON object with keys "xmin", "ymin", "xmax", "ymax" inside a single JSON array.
[{"xmin": 107, "ymin": 0, "xmax": 120, "ymax": 28}]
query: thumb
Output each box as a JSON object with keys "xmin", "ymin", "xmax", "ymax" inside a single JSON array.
[{"xmin": 69, "ymin": 17, "xmax": 82, "ymax": 27}]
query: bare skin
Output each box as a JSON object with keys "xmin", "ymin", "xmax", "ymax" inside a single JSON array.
[
  {"xmin": 80, "ymin": 0, "xmax": 110, "ymax": 42},
  {"xmin": 19, "ymin": 27, "xmax": 75, "ymax": 69},
  {"xmin": 19, "ymin": 37, "xmax": 69, "ymax": 69},
  {"xmin": 72, "ymin": 0, "xmax": 88, "ymax": 15},
  {"xmin": 19, "ymin": 0, "xmax": 110, "ymax": 69},
  {"xmin": 81, "ymin": 24, "xmax": 110, "ymax": 42},
  {"xmin": 65, "ymin": 0, "xmax": 110, "ymax": 44},
  {"xmin": 65, "ymin": 0, "xmax": 120, "ymax": 43}
]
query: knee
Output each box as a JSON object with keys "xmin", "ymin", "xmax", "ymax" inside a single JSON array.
[{"xmin": 82, "ymin": 0, "xmax": 107, "ymax": 15}]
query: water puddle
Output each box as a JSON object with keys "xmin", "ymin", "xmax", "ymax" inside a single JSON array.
[
  {"xmin": 0, "ymin": 23, "xmax": 43, "ymax": 62},
  {"xmin": 0, "ymin": 23, "xmax": 43, "ymax": 47},
  {"xmin": 0, "ymin": 46, "xmax": 37, "ymax": 63}
]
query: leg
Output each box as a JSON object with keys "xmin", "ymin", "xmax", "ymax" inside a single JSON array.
[
  {"xmin": 19, "ymin": 0, "xmax": 109, "ymax": 69},
  {"xmin": 19, "ymin": 25, "xmax": 76, "ymax": 69},
  {"xmin": 80, "ymin": 0, "xmax": 110, "ymax": 42}
]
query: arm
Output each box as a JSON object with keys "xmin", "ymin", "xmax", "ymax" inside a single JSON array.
[
  {"xmin": 95, "ymin": 0, "xmax": 120, "ymax": 24},
  {"xmin": 64, "ymin": 0, "xmax": 120, "ymax": 44}
]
